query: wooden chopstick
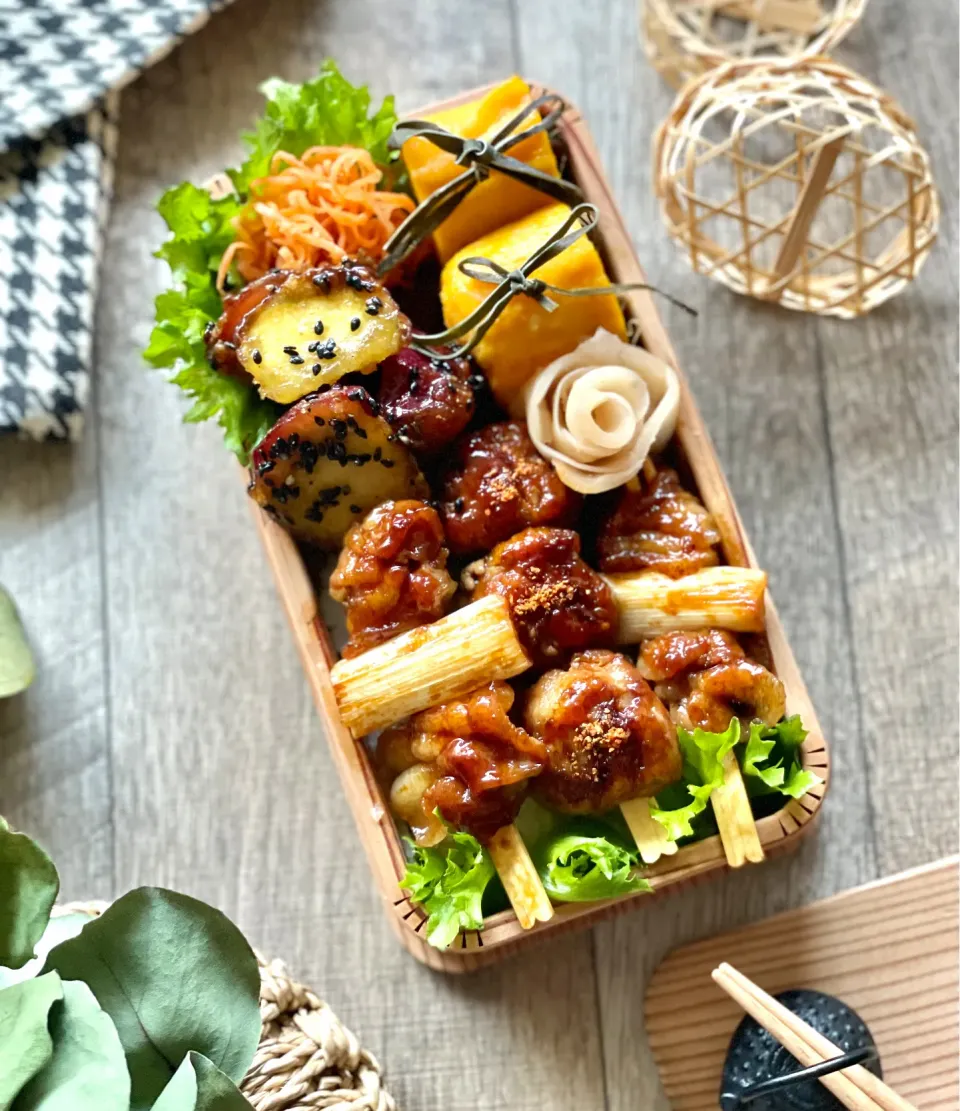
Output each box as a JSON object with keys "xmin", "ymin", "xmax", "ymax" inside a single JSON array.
[{"xmin": 712, "ymin": 963, "xmax": 919, "ymax": 1111}]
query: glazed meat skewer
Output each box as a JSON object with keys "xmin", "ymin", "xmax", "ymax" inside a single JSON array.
[
  {"xmin": 328, "ymin": 501, "xmax": 553, "ymax": 930},
  {"xmin": 377, "ymin": 682, "xmax": 554, "ymax": 929}
]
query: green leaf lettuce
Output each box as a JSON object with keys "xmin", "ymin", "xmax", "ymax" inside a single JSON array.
[
  {"xmin": 400, "ymin": 832, "xmax": 496, "ymax": 950},
  {"xmin": 741, "ymin": 715, "xmax": 821, "ymax": 799},
  {"xmin": 649, "ymin": 719, "xmax": 741, "ymax": 842},
  {"xmin": 147, "ymin": 61, "xmax": 400, "ymax": 464},
  {"xmin": 532, "ymin": 819, "xmax": 650, "ymax": 903}
]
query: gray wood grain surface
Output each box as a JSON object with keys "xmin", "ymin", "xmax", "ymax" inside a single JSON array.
[{"xmin": 0, "ymin": 1, "xmax": 956, "ymax": 1108}]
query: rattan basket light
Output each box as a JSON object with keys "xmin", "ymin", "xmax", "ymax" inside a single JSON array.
[
  {"xmin": 641, "ymin": 0, "xmax": 868, "ymax": 88},
  {"xmin": 653, "ymin": 57, "xmax": 939, "ymax": 317},
  {"xmin": 59, "ymin": 903, "xmax": 395, "ymax": 1111}
]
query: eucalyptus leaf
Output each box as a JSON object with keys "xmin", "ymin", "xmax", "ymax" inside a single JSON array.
[
  {"xmin": 0, "ymin": 913, "xmax": 90, "ymax": 990},
  {"xmin": 0, "ymin": 588, "xmax": 35, "ymax": 698},
  {"xmin": 152, "ymin": 1051, "xmax": 252, "ymax": 1111},
  {"xmin": 13, "ymin": 979, "xmax": 130, "ymax": 1111},
  {"xmin": 0, "ymin": 972, "xmax": 62, "ymax": 1110},
  {"xmin": 42, "ymin": 888, "xmax": 261, "ymax": 1111},
  {"xmin": 0, "ymin": 819, "xmax": 59, "ymax": 970}
]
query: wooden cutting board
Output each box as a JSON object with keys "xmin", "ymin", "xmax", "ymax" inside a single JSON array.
[{"xmin": 645, "ymin": 857, "xmax": 959, "ymax": 1111}]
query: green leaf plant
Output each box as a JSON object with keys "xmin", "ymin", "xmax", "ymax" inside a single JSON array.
[{"xmin": 0, "ymin": 818, "xmax": 263, "ymax": 1111}]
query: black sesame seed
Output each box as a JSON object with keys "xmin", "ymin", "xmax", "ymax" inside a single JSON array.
[
  {"xmin": 454, "ymin": 497, "xmax": 465, "ymax": 513},
  {"xmin": 283, "ymin": 345, "xmax": 299, "ymax": 355},
  {"xmin": 342, "ymin": 485, "xmax": 351, "ymax": 495},
  {"xmin": 312, "ymin": 274, "xmax": 331, "ymax": 291},
  {"xmin": 386, "ymin": 433, "xmax": 398, "ymax": 442},
  {"xmin": 368, "ymin": 398, "xmax": 381, "ymax": 417},
  {"xmin": 365, "ymin": 296, "xmax": 382, "ymax": 316},
  {"xmin": 373, "ymin": 447, "xmax": 382, "ymax": 461},
  {"xmin": 380, "ymin": 458, "xmax": 395, "ymax": 468},
  {"xmin": 312, "ymin": 363, "xmax": 322, "ymax": 376},
  {"xmin": 349, "ymin": 504, "xmax": 361, "ymax": 514},
  {"xmin": 331, "ymin": 419, "xmax": 348, "ymax": 440},
  {"xmin": 314, "ymin": 416, "xmax": 325, "ymax": 426},
  {"xmin": 328, "ymin": 440, "xmax": 346, "ymax": 463},
  {"xmin": 263, "ymin": 504, "xmax": 280, "ymax": 519},
  {"xmin": 353, "ymin": 426, "xmax": 367, "ymax": 439},
  {"xmin": 257, "ymin": 458, "xmax": 275, "ymax": 475},
  {"xmin": 347, "ymin": 388, "xmax": 364, "ymax": 402},
  {"xmin": 252, "ymin": 348, "xmax": 263, "ymax": 364},
  {"xmin": 289, "ymin": 354, "xmax": 304, "ymax": 365},
  {"xmin": 314, "ymin": 320, "xmax": 324, "ymax": 335},
  {"xmin": 468, "ymin": 374, "xmax": 485, "ymax": 388},
  {"xmin": 350, "ymin": 316, "xmax": 361, "ymax": 331}
]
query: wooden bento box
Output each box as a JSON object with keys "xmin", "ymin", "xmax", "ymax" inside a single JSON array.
[{"xmin": 248, "ymin": 83, "xmax": 830, "ymax": 972}]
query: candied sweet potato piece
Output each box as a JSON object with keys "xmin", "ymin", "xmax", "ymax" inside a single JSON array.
[
  {"xmin": 524, "ymin": 649, "xmax": 681, "ymax": 813},
  {"xmin": 377, "ymin": 347, "xmax": 476, "ymax": 455},
  {"xmin": 470, "ymin": 527, "xmax": 618, "ymax": 668},
  {"xmin": 248, "ymin": 386, "xmax": 428, "ymax": 548},
  {"xmin": 440, "ymin": 421, "xmax": 581, "ymax": 555},
  {"xmin": 329, "ymin": 499, "xmax": 457, "ymax": 658},
  {"xmin": 225, "ymin": 264, "xmax": 410, "ymax": 404}
]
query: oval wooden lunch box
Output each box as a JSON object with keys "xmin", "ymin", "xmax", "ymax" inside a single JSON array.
[{"xmin": 246, "ymin": 82, "xmax": 831, "ymax": 972}]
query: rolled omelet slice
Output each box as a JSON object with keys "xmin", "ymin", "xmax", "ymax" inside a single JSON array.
[
  {"xmin": 402, "ymin": 75, "xmax": 561, "ymax": 262},
  {"xmin": 440, "ymin": 203, "xmax": 627, "ymax": 410}
]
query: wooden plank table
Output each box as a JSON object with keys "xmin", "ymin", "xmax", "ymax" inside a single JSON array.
[{"xmin": 0, "ymin": 1, "xmax": 956, "ymax": 1108}]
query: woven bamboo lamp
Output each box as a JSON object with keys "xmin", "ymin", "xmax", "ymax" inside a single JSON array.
[
  {"xmin": 641, "ymin": 0, "xmax": 868, "ymax": 89},
  {"xmin": 653, "ymin": 57, "xmax": 939, "ymax": 317}
]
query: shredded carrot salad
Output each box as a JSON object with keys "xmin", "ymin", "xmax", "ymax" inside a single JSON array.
[{"xmin": 217, "ymin": 146, "xmax": 415, "ymax": 293}]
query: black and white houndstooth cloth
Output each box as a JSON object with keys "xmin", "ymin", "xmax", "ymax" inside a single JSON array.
[{"xmin": 0, "ymin": 0, "xmax": 230, "ymax": 440}]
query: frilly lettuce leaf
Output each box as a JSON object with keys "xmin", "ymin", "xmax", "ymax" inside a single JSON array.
[
  {"xmin": 400, "ymin": 832, "xmax": 495, "ymax": 950},
  {"xmin": 741, "ymin": 715, "xmax": 820, "ymax": 799},
  {"xmin": 532, "ymin": 818, "xmax": 650, "ymax": 903},
  {"xmin": 146, "ymin": 61, "xmax": 399, "ymax": 464},
  {"xmin": 230, "ymin": 61, "xmax": 399, "ymax": 194},
  {"xmin": 649, "ymin": 719, "xmax": 740, "ymax": 841}
]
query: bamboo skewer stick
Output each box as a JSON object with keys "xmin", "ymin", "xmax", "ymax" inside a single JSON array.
[
  {"xmin": 712, "ymin": 750, "xmax": 765, "ymax": 865},
  {"xmin": 712, "ymin": 963, "xmax": 918, "ymax": 1111},
  {"xmin": 487, "ymin": 825, "xmax": 554, "ymax": 928},
  {"xmin": 620, "ymin": 797, "xmax": 679, "ymax": 865},
  {"xmin": 606, "ymin": 566, "xmax": 768, "ymax": 643}
]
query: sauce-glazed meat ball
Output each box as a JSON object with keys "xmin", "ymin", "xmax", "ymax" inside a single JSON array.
[
  {"xmin": 524, "ymin": 649, "xmax": 681, "ymax": 813},
  {"xmin": 329, "ymin": 500, "xmax": 456, "ymax": 658},
  {"xmin": 469, "ymin": 527, "xmax": 618, "ymax": 669},
  {"xmin": 440, "ymin": 421, "xmax": 581, "ymax": 555},
  {"xmin": 597, "ymin": 467, "xmax": 722, "ymax": 576},
  {"xmin": 376, "ymin": 682, "xmax": 546, "ymax": 844},
  {"xmin": 377, "ymin": 347, "xmax": 476, "ymax": 455},
  {"xmin": 638, "ymin": 629, "xmax": 785, "ymax": 732}
]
